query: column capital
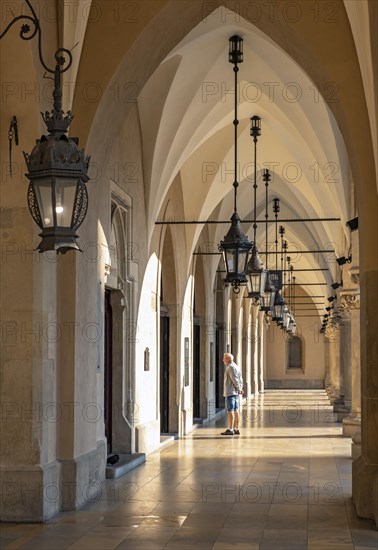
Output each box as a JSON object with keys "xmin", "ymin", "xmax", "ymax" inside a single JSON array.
[
  {"xmin": 325, "ymin": 321, "xmax": 340, "ymax": 339},
  {"xmin": 348, "ymin": 265, "xmax": 360, "ymax": 286},
  {"xmin": 339, "ymin": 290, "xmax": 360, "ymax": 311}
]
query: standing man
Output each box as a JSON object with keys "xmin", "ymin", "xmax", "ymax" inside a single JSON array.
[{"xmin": 221, "ymin": 352, "xmax": 243, "ymax": 435}]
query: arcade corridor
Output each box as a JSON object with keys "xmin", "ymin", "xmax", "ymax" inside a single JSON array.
[
  {"xmin": 1, "ymin": 0, "xmax": 377, "ymax": 533},
  {"xmin": 1, "ymin": 391, "xmax": 377, "ymax": 549}
]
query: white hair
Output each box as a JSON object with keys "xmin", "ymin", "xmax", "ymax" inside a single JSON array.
[{"xmin": 224, "ymin": 352, "xmax": 234, "ymax": 361}]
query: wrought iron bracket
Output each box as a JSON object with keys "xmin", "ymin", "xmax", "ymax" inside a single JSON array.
[{"xmin": 1, "ymin": 0, "xmax": 73, "ymax": 77}]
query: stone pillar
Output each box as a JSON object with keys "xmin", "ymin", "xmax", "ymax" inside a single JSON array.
[
  {"xmin": 244, "ymin": 308, "xmax": 252, "ymax": 398},
  {"xmin": 325, "ymin": 323, "xmax": 340, "ymax": 403},
  {"xmin": 333, "ymin": 310, "xmax": 352, "ymax": 421},
  {"xmin": 352, "ymin": 256, "xmax": 378, "ymax": 526},
  {"xmin": 0, "ymin": 213, "xmax": 61, "ymax": 522},
  {"xmin": 251, "ymin": 305, "xmax": 259, "ymax": 395},
  {"xmin": 258, "ymin": 311, "xmax": 265, "ymax": 393},
  {"xmin": 350, "ymin": 299, "xmax": 362, "ymax": 459},
  {"xmin": 339, "ymin": 293, "xmax": 361, "ymax": 445}
]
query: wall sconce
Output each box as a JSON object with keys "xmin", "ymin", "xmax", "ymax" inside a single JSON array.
[
  {"xmin": 346, "ymin": 217, "xmax": 358, "ymax": 231},
  {"xmin": 331, "ymin": 282, "xmax": 342, "ymax": 290},
  {"xmin": 336, "ymin": 255, "xmax": 352, "ymax": 266}
]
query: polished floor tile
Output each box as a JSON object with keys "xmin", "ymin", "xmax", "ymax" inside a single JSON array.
[{"xmin": 1, "ymin": 391, "xmax": 377, "ymax": 550}]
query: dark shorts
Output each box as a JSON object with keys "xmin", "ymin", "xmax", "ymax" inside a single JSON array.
[{"xmin": 226, "ymin": 395, "xmax": 239, "ymax": 412}]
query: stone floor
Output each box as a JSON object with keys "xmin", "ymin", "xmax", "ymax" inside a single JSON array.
[{"xmin": 1, "ymin": 390, "xmax": 377, "ymax": 549}]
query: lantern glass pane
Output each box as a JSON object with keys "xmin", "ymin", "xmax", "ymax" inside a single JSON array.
[
  {"xmin": 247, "ymin": 272, "xmax": 259, "ymax": 294},
  {"xmin": 238, "ymin": 250, "xmax": 248, "ymax": 274},
  {"xmin": 225, "ymin": 249, "xmax": 237, "ymax": 275},
  {"xmin": 260, "ymin": 270, "xmax": 267, "ymax": 296},
  {"xmin": 33, "ymin": 179, "xmax": 53, "ymax": 227},
  {"xmin": 269, "ymin": 290, "xmax": 276, "ymax": 310},
  {"xmin": 55, "ymin": 178, "xmax": 78, "ymax": 227}
]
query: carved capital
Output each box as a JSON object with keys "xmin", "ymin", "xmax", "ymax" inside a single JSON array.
[
  {"xmin": 339, "ymin": 292, "xmax": 360, "ymax": 311},
  {"xmin": 348, "ymin": 265, "xmax": 360, "ymax": 286},
  {"xmin": 325, "ymin": 322, "xmax": 340, "ymax": 339}
]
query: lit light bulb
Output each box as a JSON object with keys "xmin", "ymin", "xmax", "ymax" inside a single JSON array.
[
  {"xmin": 44, "ymin": 218, "xmax": 51, "ymax": 225},
  {"xmin": 56, "ymin": 204, "xmax": 64, "ymax": 214}
]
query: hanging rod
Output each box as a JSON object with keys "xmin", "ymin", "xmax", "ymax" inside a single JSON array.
[
  {"xmin": 216, "ymin": 271, "xmax": 329, "ymax": 277},
  {"xmin": 284, "ymin": 283, "xmax": 328, "ymax": 286},
  {"xmin": 258, "ymin": 250, "xmax": 335, "ymax": 255},
  {"xmin": 282, "ymin": 295, "xmax": 324, "ymax": 298},
  {"xmin": 194, "ymin": 250, "xmax": 334, "ymax": 255},
  {"xmin": 156, "ymin": 217, "xmax": 340, "ymax": 225},
  {"xmin": 287, "ymin": 302, "xmax": 324, "ymax": 305}
]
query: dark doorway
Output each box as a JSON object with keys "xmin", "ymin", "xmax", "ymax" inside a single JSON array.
[
  {"xmin": 215, "ymin": 327, "xmax": 220, "ymax": 409},
  {"xmin": 193, "ymin": 321, "xmax": 201, "ymax": 419},
  {"xmin": 104, "ymin": 289, "xmax": 113, "ymax": 454},
  {"xmin": 160, "ymin": 315, "xmax": 170, "ymax": 433},
  {"xmin": 288, "ymin": 336, "xmax": 303, "ymax": 369}
]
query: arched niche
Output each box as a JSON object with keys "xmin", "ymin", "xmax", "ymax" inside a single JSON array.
[{"xmin": 287, "ymin": 335, "xmax": 305, "ymax": 373}]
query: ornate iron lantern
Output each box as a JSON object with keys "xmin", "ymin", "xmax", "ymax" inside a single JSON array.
[
  {"xmin": 1, "ymin": 0, "xmax": 90, "ymax": 253},
  {"xmin": 220, "ymin": 213, "xmax": 252, "ymax": 293},
  {"xmin": 246, "ymin": 245, "xmax": 267, "ymax": 300},
  {"xmin": 219, "ymin": 36, "xmax": 252, "ymax": 292},
  {"xmin": 246, "ymin": 117, "xmax": 267, "ymax": 299},
  {"xmin": 273, "ymin": 290, "xmax": 285, "ymax": 324},
  {"xmin": 261, "ymin": 272, "xmax": 276, "ymax": 313},
  {"xmin": 24, "ymin": 66, "xmax": 90, "ymax": 253}
]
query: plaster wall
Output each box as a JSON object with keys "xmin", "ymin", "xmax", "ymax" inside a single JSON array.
[{"xmin": 265, "ymin": 316, "xmax": 326, "ymax": 389}]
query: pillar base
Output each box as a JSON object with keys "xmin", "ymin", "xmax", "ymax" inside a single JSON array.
[
  {"xmin": 326, "ymin": 386, "xmax": 340, "ymax": 404},
  {"xmin": 333, "ymin": 396, "xmax": 351, "ymax": 422},
  {"xmin": 342, "ymin": 416, "xmax": 361, "ymax": 437},
  {"xmin": 334, "ymin": 405, "xmax": 351, "ymax": 422},
  {"xmin": 351, "ymin": 428, "xmax": 362, "ymax": 460},
  {"xmin": 61, "ymin": 440, "xmax": 106, "ymax": 511},
  {"xmin": 352, "ymin": 442, "xmax": 362, "ymax": 460},
  {"xmin": 0, "ymin": 461, "xmax": 61, "ymax": 522},
  {"xmin": 352, "ymin": 455, "xmax": 378, "ymax": 527}
]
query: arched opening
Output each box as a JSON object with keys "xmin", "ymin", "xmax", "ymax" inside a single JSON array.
[
  {"xmin": 104, "ymin": 196, "xmax": 135, "ymax": 455},
  {"xmin": 193, "ymin": 255, "xmax": 208, "ymax": 421},
  {"xmin": 215, "ymin": 268, "xmax": 226, "ymax": 410},
  {"xmin": 160, "ymin": 227, "xmax": 178, "ymax": 434}
]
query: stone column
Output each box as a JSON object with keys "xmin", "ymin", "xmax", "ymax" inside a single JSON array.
[
  {"xmin": 251, "ymin": 305, "xmax": 259, "ymax": 395},
  {"xmin": 350, "ymin": 298, "xmax": 361, "ymax": 459},
  {"xmin": 0, "ymin": 213, "xmax": 61, "ymax": 522},
  {"xmin": 244, "ymin": 308, "xmax": 252, "ymax": 398},
  {"xmin": 258, "ymin": 310, "xmax": 265, "ymax": 393},
  {"xmin": 325, "ymin": 323, "xmax": 340, "ymax": 403},
  {"xmin": 333, "ymin": 308, "xmax": 352, "ymax": 421},
  {"xmin": 339, "ymin": 293, "xmax": 361, "ymax": 445},
  {"xmin": 352, "ymin": 269, "xmax": 378, "ymax": 526},
  {"xmin": 352, "ymin": 243, "xmax": 378, "ymax": 526}
]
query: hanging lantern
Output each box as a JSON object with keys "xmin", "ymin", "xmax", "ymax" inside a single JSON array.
[
  {"xmin": 246, "ymin": 245, "xmax": 267, "ymax": 300},
  {"xmin": 24, "ymin": 65, "xmax": 90, "ymax": 253},
  {"xmin": 228, "ymin": 35, "xmax": 243, "ymax": 64},
  {"xmin": 273, "ymin": 290, "xmax": 285, "ymax": 324},
  {"xmin": 219, "ymin": 36, "xmax": 253, "ymax": 293},
  {"xmin": 25, "ymin": 124, "xmax": 90, "ymax": 253},
  {"xmin": 283, "ymin": 306, "xmax": 291, "ymax": 331},
  {"xmin": 219, "ymin": 213, "xmax": 252, "ymax": 293},
  {"xmin": 288, "ymin": 314, "xmax": 296, "ymax": 335},
  {"xmin": 260, "ymin": 271, "xmax": 275, "ymax": 313}
]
